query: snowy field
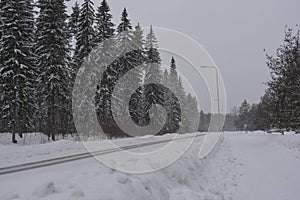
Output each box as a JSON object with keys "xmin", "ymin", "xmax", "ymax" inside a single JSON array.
[{"xmin": 0, "ymin": 132, "xmax": 300, "ymax": 200}]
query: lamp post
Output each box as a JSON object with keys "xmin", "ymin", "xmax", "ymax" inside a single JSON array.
[{"xmin": 200, "ymin": 65, "xmax": 220, "ymax": 114}]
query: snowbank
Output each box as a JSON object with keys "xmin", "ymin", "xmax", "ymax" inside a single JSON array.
[
  {"xmin": 0, "ymin": 132, "xmax": 49, "ymax": 146},
  {"xmin": 0, "ymin": 132, "xmax": 236, "ymax": 200},
  {"xmin": 6, "ymin": 131, "xmax": 300, "ymax": 199}
]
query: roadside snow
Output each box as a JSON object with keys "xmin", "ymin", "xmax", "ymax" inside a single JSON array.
[
  {"xmin": 0, "ymin": 133, "xmax": 49, "ymax": 146},
  {"xmin": 1, "ymin": 131, "xmax": 300, "ymax": 200},
  {"xmin": 0, "ymin": 132, "xmax": 236, "ymax": 200},
  {"xmin": 0, "ymin": 133, "xmax": 86, "ymax": 168},
  {"xmin": 227, "ymin": 132, "xmax": 300, "ymax": 200}
]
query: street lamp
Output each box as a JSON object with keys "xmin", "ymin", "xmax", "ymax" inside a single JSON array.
[{"xmin": 200, "ymin": 65, "xmax": 220, "ymax": 114}]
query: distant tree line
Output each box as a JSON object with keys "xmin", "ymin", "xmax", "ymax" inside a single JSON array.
[
  {"xmin": 233, "ymin": 99, "xmax": 271, "ymax": 131},
  {"xmin": 198, "ymin": 111, "xmax": 238, "ymax": 132},
  {"xmin": 197, "ymin": 99, "xmax": 272, "ymax": 132},
  {"xmin": 0, "ymin": 0, "xmax": 199, "ymax": 142}
]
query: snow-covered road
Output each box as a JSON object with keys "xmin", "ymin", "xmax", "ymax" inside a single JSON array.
[
  {"xmin": 0, "ymin": 133, "xmax": 233, "ymax": 200},
  {"xmin": 228, "ymin": 133, "xmax": 300, "ymax": 200},
  {"xmin": 0, "ymin": 132, "xmax": 300, "ymax": 200}
]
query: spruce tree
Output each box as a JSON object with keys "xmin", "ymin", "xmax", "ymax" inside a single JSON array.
[
  {"xmin": 68, "ymin": 1, "xmax": 80, "ymax": 60},
  {"xmin": 185, "ymin": 93, "xmax": 199, "ymax": 132},
  {"xmin": 266, "ymin": 28, "xmax": 300, "ymax": 129},
  {"xmin": 144, "ymin": 26, "xmax": 165, "ymax": 133},
  {"xmin": 163, "ymin": 69, "xmax": 169, "ymax": 87},
  {"xmin": 112, "ymin": 8, "xmax": 144, "ymax": 135},
  {"xmin": 94, "ymin": 1, "xmax": 115, "ymax": 118},
  {"xmin": 72, "ymin": 1, "xmax": 96, "ymax": 137},
  {"xmin": 198, "ymin": 110, "xmax": 209, "ymax": 132},
  {"xmin": 0, "ymin": 0, "xmax": 36, "ymax": 142},
  {"xmin": 94, "ymin": 2, "xmax": 117, "ymax": 136},
  {"xmin": 145, "ymin": 26, "xmax": 162, "ymax": 81},
  {"xmin": 129, "ymin": 23, "xmax": 146, "ymax": 127},
  {"xmin": 94, "ymin": 0, "xmax": 115, "ymax": 44},
  {"xmin": 176, "ymin": 77, "xmax": 189, "ymax": 133},
  {"xmin": 144, "ymin": 26, "xmax": 163, "ymax": 96},
  {"xmin": 95, "ymin": 8, "xmax": 137, "ymax": 137},
  {"xmin": 35, "ymin": 0, "xmax": 71, "ymax": 140},
  {"xmin": 255, "ymin": 91, "xmax": 272, "ymax": 131},
  {"xmin": 234, "ymin": 99, "xmax": 250, "ymax": 130},
  {"xmin": 68, "ymin": 1, "xmax": 80, "ymax": 37},
  {"xmin": 169, "ymin": 57, "xmax": 178, "ymax": 84},
  {"xmin": 164, "ymin": 57, "xmax": 181, "ymax": 133},
  {"xmin": 74, "ymin": 0, "xmax": 96, "ymax": 70}
]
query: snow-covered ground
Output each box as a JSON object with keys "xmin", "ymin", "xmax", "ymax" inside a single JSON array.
[
  {"xmin": 0, "ymin": 131, "xmax": 300, "ymax": 200},
  {"xmin": 227, "ymin": 131, "xmax": 300, "ymax": 200}
]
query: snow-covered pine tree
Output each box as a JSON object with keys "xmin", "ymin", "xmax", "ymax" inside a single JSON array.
[
  {"xmin": 94, "ymin": 0, "xmax": 115, "ymax": 45},
  {"xmin": 266, "ymin": 28, "xmax": 300, "ymax": 130},
  {"xmin": 163, "ymin": 69, "xmax": 169, "ymax": 87},
  {"xmin": 163, "ymin": 57, "xmax": 181, "ymax": 133},
  {"xmin": 0, "ymin": 1, "xmax": 4, "ymax": 132},
  {"xmin": 67, "ymin": 1, "xmax": 80, "ymax": 60},
  {"xmin": 70, "ymin": 1, "xmax": 97, "ymax": 137},
  {"xmin": 176, "ymin": 77, "xmax": 190, "ymax": 133},
  {"xmin": 132, "ymin": 23, "xmax": 144, "ymax": 51},
  {"xmin": 254, "ymin": 91, "xmax": 272, "ymax": 131},
  {"xmin": 169, "ymin": 57, "xmax": 177, "ymax": 83},
  {"xmin": 93, "ymin": 1, "xmax": 117, "ymax": 136},
  {"xmin": 145, "ymin": 26, "xmax": 162, "ymax": 80},
  {"xmin": 128, "ymin": 23, "xmax": 146, "ymax": 128},
  {"xmin": 111, "ymin": 8, "xmax": 144, "ymax": 136},
  {"xmin": 234, "ymin": 99, "xmax": 250, "ymax": 130},
  {"xmin": 144, "ymin": 26, "xmax": 166, "ymax": 133},
  {"xmin": 35, "ymin": 0, "xmax": 71, "ymax": 140},
  {"xmin": 0, "ymin": 0, "xmax": 36, "ymax": 142},
  {"xmin": 74, "ymin": 0, "xmax": 96, "ymax": 71},
  {"xmin": 69, "ymin": 1, "xmax": 80, "ymax": 38},
  {"xmin": 198, "ymin": 110, "xmax": 208, "ymax": 132},
  {"xmin": 185, "ymin": 93, "xmax": 199, "ymax": 132},
  {"xmin": 0, "ymin": 2, "xmax": 2, "ymax": 40},
  {"xmin": 34, "ymin": 0, "xmax": 49, "ymax": 133}
]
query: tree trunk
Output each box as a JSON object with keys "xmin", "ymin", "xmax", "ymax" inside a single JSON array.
[{"xmin": 12, "ymin": 132, "xmax": 17, "ymax": 143}]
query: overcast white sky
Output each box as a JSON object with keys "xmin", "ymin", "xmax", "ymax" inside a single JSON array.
[{"xmin": 67, "ymin": 0, "xmax": 300, "ymax": 112}]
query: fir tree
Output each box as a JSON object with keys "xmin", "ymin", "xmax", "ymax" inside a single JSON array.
[{"xmin": 0, "ymin": 0, "xmax": 36, "ymax": 142}]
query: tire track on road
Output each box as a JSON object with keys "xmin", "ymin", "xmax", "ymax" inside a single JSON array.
[{"xmin": 0, "ymin": 133, "xmax": 205, "ymax": 175}]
